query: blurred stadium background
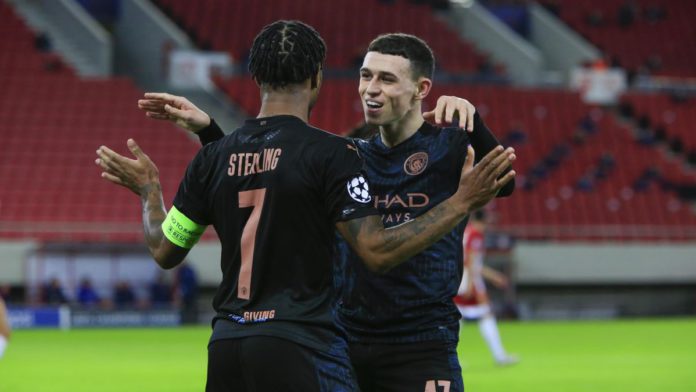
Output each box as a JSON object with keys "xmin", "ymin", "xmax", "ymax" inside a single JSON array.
[{"xmin": 0, "ymin": 0, "xmax": 694, "ymax": 390}]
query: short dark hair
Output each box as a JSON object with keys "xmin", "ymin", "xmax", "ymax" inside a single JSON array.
[
  {"xmin": 366, "ymin": 33, "xmax": 435, "ymax": 80},
  {"xmin": 248, "ymin": 20, "xmax": 326, "ymax": 89}
]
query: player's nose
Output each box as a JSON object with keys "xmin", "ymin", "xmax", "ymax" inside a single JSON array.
[{"xmin": 365, "ymin": 79, "xmax": 381, "ymax": 95}]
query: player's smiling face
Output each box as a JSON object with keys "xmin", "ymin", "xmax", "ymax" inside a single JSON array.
[{"xmin": 359, "ymin": 52, "xmax": 420, "ymax": 126}]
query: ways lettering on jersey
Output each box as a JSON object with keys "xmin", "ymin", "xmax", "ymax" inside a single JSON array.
[{"xmin": 228, "ymin": 148, "xmax": 282, "ymax": 177}]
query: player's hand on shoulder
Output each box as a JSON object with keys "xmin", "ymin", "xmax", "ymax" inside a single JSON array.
[
  {"xmin": 95, "ymin": 139, "xmax": 160, "ymax": 196},
  {"xmin": 137, "ymin": 92, "xmax": 211, "ymax": 133},
  {"xmin": 423, "ymin": 95, "xmax": 476, "ymax": 132},
  {"xmin": 453, "ymin": 145, "xmax": 516, "ymax": 214}
]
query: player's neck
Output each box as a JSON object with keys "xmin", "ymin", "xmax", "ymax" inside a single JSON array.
[
  {"xmin": 378, "ymin": 108, "xmax": 424, "ymax": 148},
  {"xmin": 257, "ymin": 89, "xmax": 312, "ymax": 123}
]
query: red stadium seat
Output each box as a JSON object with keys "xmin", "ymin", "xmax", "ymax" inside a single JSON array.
[{"xmin": 0, "ymin": 1, "xmax": 200, "ymax": 242}]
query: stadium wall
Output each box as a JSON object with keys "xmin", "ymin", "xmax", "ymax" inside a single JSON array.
[
  {"xmin": 514, "ymin": 242, "xmax": 696, "ymax": 284},
  {"xmin": 0, "ymin": 241, "xmax": 37, "ymax": 285},
  {"xmin": 1, "ymin": 241, "xmax": 695, "ymax": 286},
  {"xmin": 1, "ymin": 241, "xmax": 695, "ymax": 319},
  {"xmin": 512, "ymin": 242, "xmax": 696, "ymax": 318}
]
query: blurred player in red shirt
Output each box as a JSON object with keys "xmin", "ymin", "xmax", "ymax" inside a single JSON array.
[{"xmin": 454, "ymin": 209, "xmax": 518, "ymax": 366}]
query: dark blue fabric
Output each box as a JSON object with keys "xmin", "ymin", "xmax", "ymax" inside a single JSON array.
[{"xmin": 335, "ymin": 122, "xmax": 469, "ymax": 343}]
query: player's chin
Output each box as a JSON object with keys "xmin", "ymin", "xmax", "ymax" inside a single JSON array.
[{"xmin": 363, "ymin": 113, "xmax": 386, "ymax": 126}]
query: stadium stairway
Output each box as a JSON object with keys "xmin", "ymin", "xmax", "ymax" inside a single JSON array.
[{"xmin": 0, "ymin": 1, "xmax": 201, "ymax": 242}]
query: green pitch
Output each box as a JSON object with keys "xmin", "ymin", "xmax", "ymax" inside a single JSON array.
[{"xmin": 0, "ymin": 318, "xmax": 694, "ymax": 391}]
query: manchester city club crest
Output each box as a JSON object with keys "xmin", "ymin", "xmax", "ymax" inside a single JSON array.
[{"xmin": 403, "ymin": 152, "xmax": 428, "ymax": 176}]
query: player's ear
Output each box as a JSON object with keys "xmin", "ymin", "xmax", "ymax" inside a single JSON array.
[
  {"xmin": 311, "ymin": 66, "xmax": 323, "ymax": 90},
  {"xmin": 414, "ymin": 77, "xmax": 432, "ymax": 101}
]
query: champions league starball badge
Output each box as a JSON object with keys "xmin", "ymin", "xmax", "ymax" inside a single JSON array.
[{"xmin": 347, "ymin": 175, "xmax": 371, "ymax": 203}]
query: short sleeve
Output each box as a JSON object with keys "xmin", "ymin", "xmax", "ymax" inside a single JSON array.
[
  {"xmin": 323, "ymin": 139, "xmax": 378, "ymax": 223},
  {"xmin": 172, "ymin": 146, "xmax": 214, "ymax": 226}
]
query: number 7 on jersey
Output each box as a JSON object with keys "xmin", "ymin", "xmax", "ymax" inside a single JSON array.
[{"xmin": 237, "ymin": 188, "xmax": 266, "ymax": 300}]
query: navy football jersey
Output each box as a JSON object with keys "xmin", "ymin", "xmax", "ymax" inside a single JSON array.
[
  {"xmin": 334, "ymin": 121, "xmax": 470, "ymax": 344},
  {"xmin": 172, "ymin": 115, "xmax": 377, "ymax": 352}
]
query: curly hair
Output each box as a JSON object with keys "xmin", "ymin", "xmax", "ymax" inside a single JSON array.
[{"xmin": 248, "ymin": 20, "xmax": 326, "ymax": 89}]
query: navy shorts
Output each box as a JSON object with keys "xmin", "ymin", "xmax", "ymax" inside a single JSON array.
[
  {"xmin": 349, "ymin": 340, "xmax": 463, "ymax": 392},
  {"xmin": 206, "ymin": 336, "xmax": 358, "ymax": 392}
]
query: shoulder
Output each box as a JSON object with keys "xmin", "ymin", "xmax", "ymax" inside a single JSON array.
[
  {"xmin": 187, "ymin": 133, "xmax": 233, "ymax": 175},
  {"xmin": 441, "ymin": 126, "xmax": 470, "ymax": 147},
  {"xmin": 422, "ymin": 122, "xmax": 468, "ymax": 143},
  {"xmin": 350, "ymin": 135, "xmax": 378, "ymax": 156},
  {"xmin": 308, "ymin": 128, "xmax": 363, "ymax": 158},
  {"xmin": 193, "ymin": 136, "xmax": 224, "ymax": 165}
]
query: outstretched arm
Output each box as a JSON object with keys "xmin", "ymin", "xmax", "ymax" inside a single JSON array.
[
  {"xmin": 96, "ymin": 139, "xmax": 189, "ymax": 269},
  {"xmin": 469, "ymin": 113, "xmax": 515, "ymax": 197},
  {"xmin": 138, "ymin": 92, "xmax": 211, "ymax": 132},
  {"xmin": 138, "ymin": 92, "xmax": 224, "ymax": 146},
  {"xmin": 482, "ymin": 266, "xmax": 509, "ymax": 289},
  {"xmin": 423, "ymin": 96, "xmax": 514, "ymax": 196},
  {"xmin": 337, "ymin": 145, "xmax": 516, "ymax": 273}
]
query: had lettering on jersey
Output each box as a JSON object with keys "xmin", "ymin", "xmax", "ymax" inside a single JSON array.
[
  {"xmin": 373, "ymin": 192, "xmax": 431, "ymax": 224},
  {"xmin": 228, "ymin": 148, "xmax": 282, "ymax": 177},
  {"xmin": 373, "ymin": 150, "xmax": 432, "ymax": 223}
]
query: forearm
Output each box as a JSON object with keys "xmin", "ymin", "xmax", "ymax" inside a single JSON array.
[
  {"xmin": 482, "ymin": 266, "xmax": 505, "ymax": 285},
  {"xmin": 197, "ymin": 119, "xmax": 225, "ymax": 146},
  {"xmin": 139, "ymin": 185, "xmax": 190, "ymax": 269},
  {"xmin": 139, "ymin": 182, "xmax": 171, "ymax": 267},
  {"xmin": 339, "ymin": 198, "xmax": 469, "ymax": 273},
  {"xmin": 469, "ymin": 118, "xmax": 515, "ymax": 197}
]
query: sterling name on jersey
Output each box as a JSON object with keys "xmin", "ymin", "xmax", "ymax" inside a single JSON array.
[
  {"xmin": 334, "ymin": 121, "xmax": 470, "ymax": 344},
  {"xmin": 172, "ymin": 115, "xmax": 377, "ymax": 352}
]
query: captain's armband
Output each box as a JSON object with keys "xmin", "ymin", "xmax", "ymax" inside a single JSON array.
[{"xmin": 162, "ymin": 206, "xmax": 206, "ymax": 249}]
